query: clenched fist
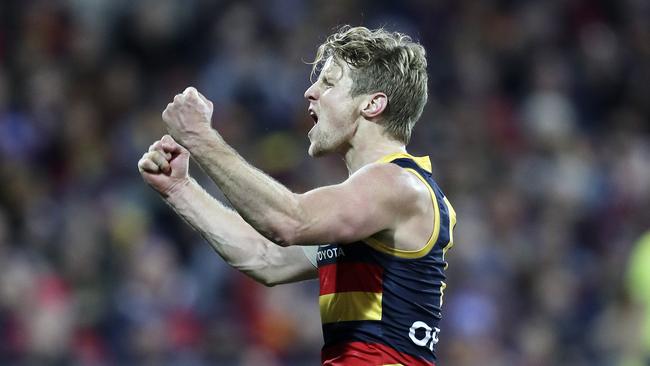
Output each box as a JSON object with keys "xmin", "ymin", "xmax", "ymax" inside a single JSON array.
[
  {"xmin": 162, "ymin": 86, "xmax": 214, "ymax": 145},
  {"xmin": 138, "ymin": 135, "xmax": 190, "ymax": 197}
]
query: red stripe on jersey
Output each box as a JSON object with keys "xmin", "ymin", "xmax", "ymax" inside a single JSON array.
[
  {"xmin": 322, "ymin": 341, "xmax": 435, "ymax": 366},
  {"xmin": 319, "ymin": 262, "xmax": 384, "ymax": 296}
]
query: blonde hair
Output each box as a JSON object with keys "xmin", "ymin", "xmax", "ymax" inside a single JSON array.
[{"xmin": 311, "ymin": 26, "xmax": 428, "ymax": 144}]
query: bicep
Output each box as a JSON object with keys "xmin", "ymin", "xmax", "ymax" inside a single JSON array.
[{"xmin": 291, "ymin": 164, "xmax": 406, "ymax": 245}]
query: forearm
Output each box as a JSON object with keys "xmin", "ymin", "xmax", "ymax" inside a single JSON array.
[
  {"xmin": 185, "ymin": 130, "xmax": 303, "ymax": 245},
  {"xmin": 164, "ymin": 178, "xmax": 303, "ymax": 284}
]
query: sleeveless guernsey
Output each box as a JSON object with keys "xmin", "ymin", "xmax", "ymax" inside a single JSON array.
[{"xmin": 316, "ymin": 153, "xmax": 456, "ymax": 366}]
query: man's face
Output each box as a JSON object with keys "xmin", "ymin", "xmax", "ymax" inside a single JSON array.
[{"xmin": 304, "ymin": 57, "xmax": 361, "ymax": 157}]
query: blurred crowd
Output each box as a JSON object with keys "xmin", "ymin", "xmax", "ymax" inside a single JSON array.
[{"xmin": 0, "ymin": 0, "xmax": 649, "ymax": 365}]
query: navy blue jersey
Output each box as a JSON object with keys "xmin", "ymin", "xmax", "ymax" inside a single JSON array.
[{"xmin": 317, "ymin": 153, "xmax": 456, "ymax": 366}]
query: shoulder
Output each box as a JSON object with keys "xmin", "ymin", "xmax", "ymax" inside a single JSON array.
[{"xmin": 347, "ymin": 162, "xmax": 429, "ymax": 212}]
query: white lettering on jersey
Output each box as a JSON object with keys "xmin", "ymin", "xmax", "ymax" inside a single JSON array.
[
  {"xmin": 317, "ymin": 247, "xmax": 346, "ymax": 261},
  {"xmin": 409, "ymin": 321, "xmax": 440, "ymax": 351}
]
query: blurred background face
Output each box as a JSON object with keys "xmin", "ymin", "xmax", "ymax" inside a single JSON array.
[{"xmin": 305, "ymin": 58, "xmax": 361, "ymax": 157}]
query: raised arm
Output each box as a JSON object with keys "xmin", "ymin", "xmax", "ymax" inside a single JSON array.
[
  {"xmin": 162, "ymin": 87, "xmax": 422, "ymax": 248},
  {"xmin": 188, "ymin": 138, "xmax": 410, "ymax": 247},
  {"xmin": 137, "ymin": 135, "xmax": 317, "ymax": 286}
]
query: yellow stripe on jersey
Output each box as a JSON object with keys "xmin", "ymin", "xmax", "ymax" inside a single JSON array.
[
  {"xmin": 364, "ymin": 167, "xmax": 441, "ymax": 259},
  {"xmin": 442, "ymin": 197, "xmax": 456, "ymax": 252},
  {"xmin": 319, "ymin": 292, "xmax": 383, "ymax": 324},
  {"xmin": 442, "ymin": 196, "xmax": 456, "ymax": 261},
  {"xmin": 376, "ymin": 152, "xmax": 432, "ymax": 173},
  {"xmin": 440, "ymin": 197, "xmax": 456, "ymax": 304}
]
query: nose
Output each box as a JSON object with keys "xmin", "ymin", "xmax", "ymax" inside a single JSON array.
[{"xmin": 304, "ymin": 82, "xmax": 318, "ymax": 101}]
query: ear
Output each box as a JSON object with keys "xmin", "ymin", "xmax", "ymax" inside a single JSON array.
[{"xmin": 360, "ymin": 93, "xmax": 387, "ymax": 119}]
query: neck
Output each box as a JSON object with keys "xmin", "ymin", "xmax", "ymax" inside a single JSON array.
[{"xmin": 342, "ymin": 129, "xmax": 407, "ymax": 175}]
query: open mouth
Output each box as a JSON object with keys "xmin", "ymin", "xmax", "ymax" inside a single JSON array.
[{"xmin": 309, "ymin": 109, "xmax": 318, "ymax": 124}]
